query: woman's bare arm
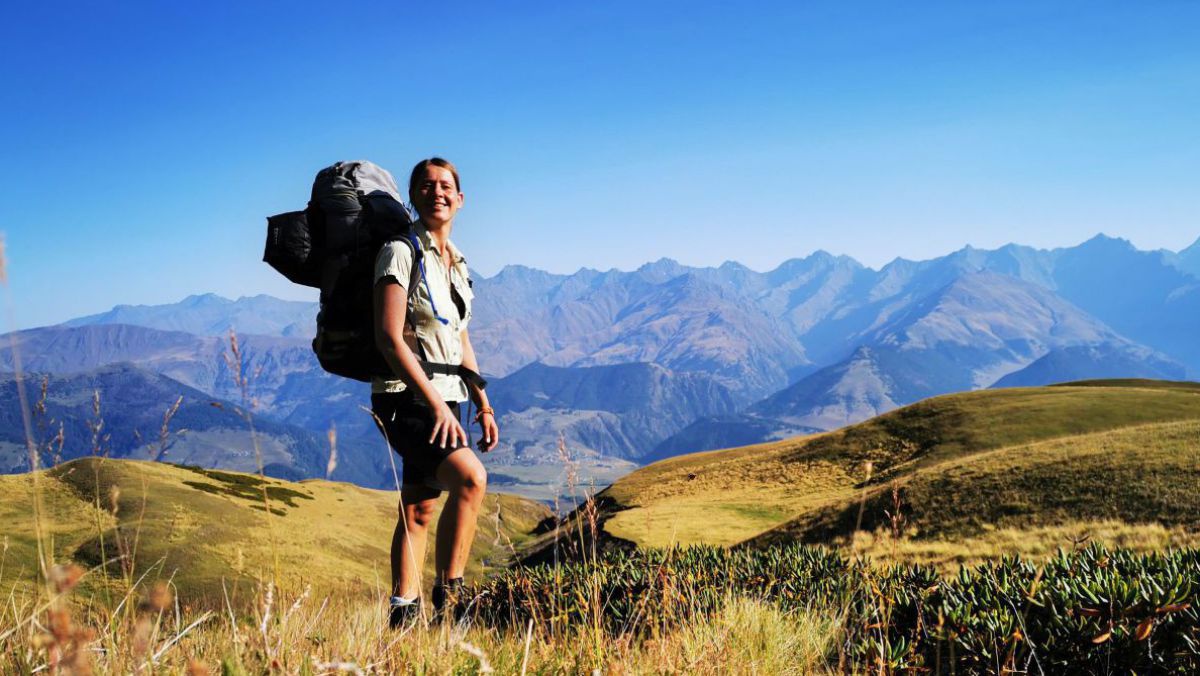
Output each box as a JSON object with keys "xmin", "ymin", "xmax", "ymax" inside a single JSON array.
[{"xmin": 374, "ymin": 280, "xmax": 467, "ymax": 449}]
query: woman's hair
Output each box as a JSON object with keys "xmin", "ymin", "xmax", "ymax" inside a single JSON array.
[{"xmin": 409, "ymin": 157, "xmax": 461, "ymax": 195}]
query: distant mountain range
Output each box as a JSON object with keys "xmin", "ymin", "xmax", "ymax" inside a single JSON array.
[
  {"xmin": 65, "ymin": 293, "xmax": 317, "ymax": 338},
  {"xmin": 0, "ymin": 363, "xmax": 369, "ymax": 481},
  {"xmin": 3, "ymin": 233, "xmax": 1197, "ymax": 499}
]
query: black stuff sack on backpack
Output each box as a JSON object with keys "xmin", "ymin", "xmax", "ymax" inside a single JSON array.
[{"xmin": 263, "ymin": 210, "xmax": 320, "ymax": 287}]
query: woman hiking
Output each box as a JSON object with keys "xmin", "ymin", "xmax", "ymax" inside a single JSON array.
[{"xmin": 371, "ymin": 157, "xmax": 499, "ymax": 628}]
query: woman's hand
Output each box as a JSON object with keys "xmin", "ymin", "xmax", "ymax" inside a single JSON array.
[
  {"xmin": 430, "ymin": 401, "xmax": 469, "ymax": 450},
  {"xmin": 478, "ymin": 412, "xmax": 499, "ymax": 453}
]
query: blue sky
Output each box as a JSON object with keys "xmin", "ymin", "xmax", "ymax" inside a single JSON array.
[{"xmin": 2, "ymin": 1, "xmax": 1198, "ymax": 329}]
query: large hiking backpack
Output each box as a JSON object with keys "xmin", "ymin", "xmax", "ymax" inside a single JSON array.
[{"xmin": 263, "ymin": 160, "xmax": 486, "ymax": 390}]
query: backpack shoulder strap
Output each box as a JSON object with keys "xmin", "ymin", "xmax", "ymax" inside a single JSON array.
[
  {"xmin": 382, "ymin": 233, "xmax": 423, "ymax": 300},
  {"xmin": 402, "ymin": 232, "xmax": 423, "ymax": 300}
]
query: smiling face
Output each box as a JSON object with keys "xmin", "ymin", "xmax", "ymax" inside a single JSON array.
[{"xmin": 409, "ymin": 163, "xmax": 464, "ymax": 227}]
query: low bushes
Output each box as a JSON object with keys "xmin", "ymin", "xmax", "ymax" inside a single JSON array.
[{"xmin": 459, "ymin": 543, "xmax": 1199, "ymax": 673}]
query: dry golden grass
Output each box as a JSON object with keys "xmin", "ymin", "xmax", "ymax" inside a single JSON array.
[
  {"xmin": 754, "ymin": 418, "xmax": 1200, "ymax": 560},
  {"xmin": 0, "ymin": 450, "xmax": 842, "ymax": 674},
  {"xmin": 602, "ymin": 433, "xmax": 854, "ymax": 547},
  {"xmin": 2, "ymin": 574, "xmax": 838, "ymax": 674},
  {"xmin": 589, "ymin": 382, "xmax": 1200, "ymax": 568},
  {"xmin": 0, "ymin": 470, "xmax": 117, "ymax": 592},
  {"xmin": 842, "ymin": 519, "xmax": 1200, "ymax": 571},
  {"xmin": 1, "ymin": 458, "xmax": 551, "ymax": 602}
]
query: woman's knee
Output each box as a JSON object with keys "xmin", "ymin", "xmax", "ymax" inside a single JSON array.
[
  {"xmin": 451, "ymin": 463, "xmax": 487, "ymax": 501},
  {"xmin": 403, "ymin": 498, "xmax": 437, "ymax": 528},
  {"xmin": 438, "ymin": 449, "xmax": 487, "ymax": 501},
  {"xmin": 464, "ymin": 465, "xmax": 487, "ymax": 494}
]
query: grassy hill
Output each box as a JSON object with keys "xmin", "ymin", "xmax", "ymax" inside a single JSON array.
[
  {"xmin": 578, "ymin": 379, "xmax": 1200, "ymax": 566},
  {"xmin": 1, "ymin": 457, "xmax": 551, "ymax": 600}
]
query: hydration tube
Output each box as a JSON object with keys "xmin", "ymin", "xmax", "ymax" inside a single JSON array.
[
  {"xmin": 407, "ymin": 232, "xmax": 451, "ymax": 326},
  {"xmin": 400, "ymin": 232, "xmax": 488, "ymax": 393}
]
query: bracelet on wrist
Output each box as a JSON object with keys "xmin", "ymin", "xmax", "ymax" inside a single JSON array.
[{"xmin": 474, "ymin": 406, "xmax": 495, "ymax": 424}]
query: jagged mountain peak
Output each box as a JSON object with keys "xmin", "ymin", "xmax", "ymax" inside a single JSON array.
[
  {"xmin": 941, "ymin": 245, "xmax": 991, "ymax": 272},
  {"xmin": 489, "ymin": 264, "xmax": 564, "ymax": 282},
  {"xmin": 808, "ymin": 248, "xmax": 837, "ymax": 260},
  {"xmin": 877, "ymin": 256, "xmax": 919, "ymax": 274},
  {"xmin": 636, "ymin": 257, "xmax": 689, "ymax": 281},
  {"xmin": 182, "ymin": 293, "xmax": 233, "ymax": 306},
  {"xmin": 1077, "ymin": 232, "xmax": 1136, "ymax": 252},
  {"xmin": 766, "ymin": 250, "xmax": 864, "ymax": 285}
]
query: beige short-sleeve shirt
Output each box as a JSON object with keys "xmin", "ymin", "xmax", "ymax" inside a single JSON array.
[{"xmin": 372, "ymin": 222, "xmax": 474, "ymax": 401}]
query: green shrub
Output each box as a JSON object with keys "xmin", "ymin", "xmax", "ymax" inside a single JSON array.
[{"xmin": 458, "ymin": 543, "xmax": 1200, "ymax": 673}]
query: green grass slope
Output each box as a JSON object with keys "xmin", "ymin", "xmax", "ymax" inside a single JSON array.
[
  {"xmin": 1, "ymin": 457, "xmax": 551, "ymax": 599},
  {"xmin": 590, "ymin": 380, "xmax": 1200, "ymax": 563}
]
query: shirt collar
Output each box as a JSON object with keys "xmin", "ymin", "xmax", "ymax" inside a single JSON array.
[{"xmin": 415, "ymin": 220, "xmax": 466, "ymax": 264}]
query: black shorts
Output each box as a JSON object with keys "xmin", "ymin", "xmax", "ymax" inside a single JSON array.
[{"xmin": 371, "ymin": 392, "xmax": 469, "ymax": 491}]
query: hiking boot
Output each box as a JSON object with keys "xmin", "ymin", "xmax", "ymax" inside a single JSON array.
[
  {"xmin": 431, "ymin": 578, "xmax": 465, "ymax": 620},
  {"xmin": 388, "ymin": 598, "xmax": 421, "ymax": 630}
]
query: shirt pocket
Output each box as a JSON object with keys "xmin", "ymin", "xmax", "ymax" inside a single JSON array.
[
  {"xmin": 407, "ymin": 283, "xmax": 438, "ymax": 326},
  {"xmin": 452, "ymin": 268, "xmax": 474, "ymax": 325}
]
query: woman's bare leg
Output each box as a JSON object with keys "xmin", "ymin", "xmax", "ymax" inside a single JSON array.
[
  {"xmin": 434, "ymin": 448, "xmax": 488, "ymax": 581},
  {"xmin": 392, "ymin": 485, "xmax": 441, "ymax": 598}
]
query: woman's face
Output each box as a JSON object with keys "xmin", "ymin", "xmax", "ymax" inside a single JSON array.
[{"xmin": 410, "ymin": 165, "xmax": 463, "ymax": 226}]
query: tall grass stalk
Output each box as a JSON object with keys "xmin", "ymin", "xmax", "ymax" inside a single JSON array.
[{"xmin": 221, "ymin": 330, "xmax": 281, "ymax": 585}]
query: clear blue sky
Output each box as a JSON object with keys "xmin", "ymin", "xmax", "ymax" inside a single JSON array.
[{"xmin": 2, "ymin": 1, "xmax": 1198, "ymax": 330}]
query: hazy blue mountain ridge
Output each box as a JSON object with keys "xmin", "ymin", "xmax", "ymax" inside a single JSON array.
[
  {"xmin": 991, "ymin": 343, "xmax": 1188, "ymax": 388},
  {"xmin": 46, "ymin": 236, "xmax": 1200, "ymax": 383},
  {"xmin": 7, "ymin": 233, "xmax": 1198, "ymax": 484},
  {"xmin": 0, "ymin": 324, "xmax": 734, "ymax": 473},
  {"xmin": 1050, "ymin": 235, "xmax": 1200, "ymax": 373},
  {"xmin": 486, "ymin": 361, "xmax": 740, "ymax": 462},
  {"xmin": 652, "ymin": 264, "xmax": 1189, "ymax": 452},
  {"xmin": 66, "ymin": 293, "xmax": 317, "ymax": 338},
  {"xmin": 0, "ymin": 324, "xmax": 329, "ymax": 416},
  {"xmin": 0, "ymin": 363, "xmax": 387, "ymax": 483},
  {"xmin": 560, "ymin": 272, "xmax": 810, "ymax": 403}
]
